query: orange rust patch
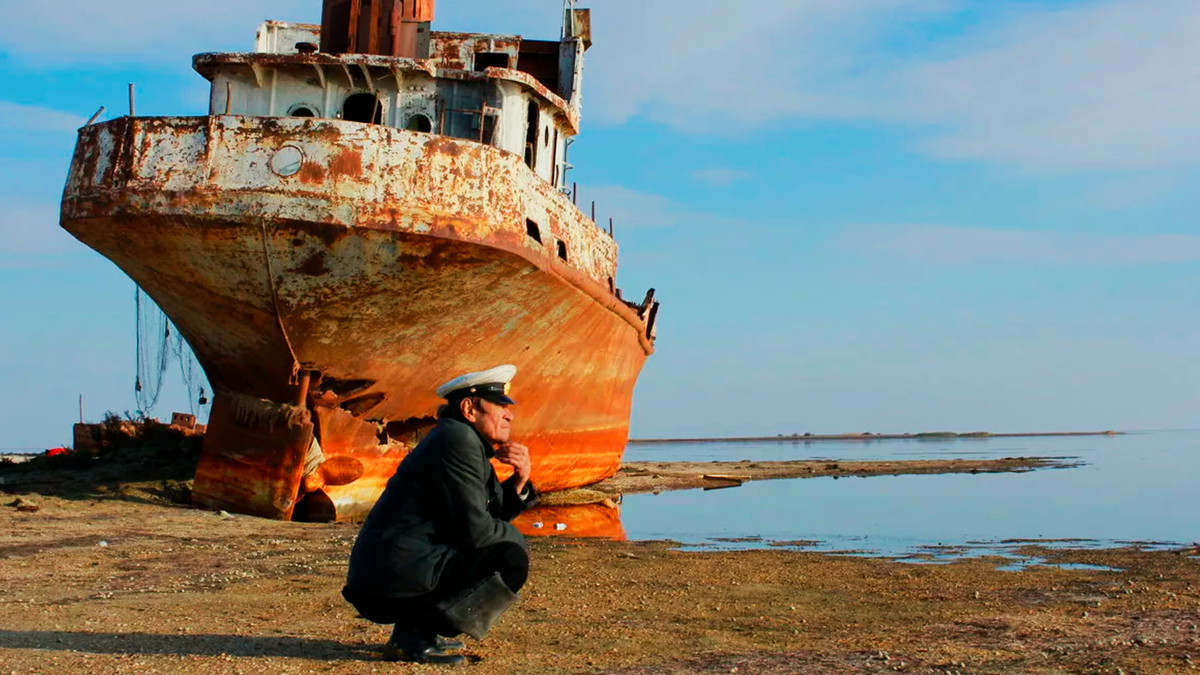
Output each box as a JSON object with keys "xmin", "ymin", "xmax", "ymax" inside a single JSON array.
[
  {"xmin": 328, "ymin": 147, "xmax": 363, "ymax": 178},
  {"xmin": 424, "ymin": 136, "xmax": 465, "ymax": 157},
  {"xmin": 297, "ymin": 160, "xmax": 327, "ymax": 184}
]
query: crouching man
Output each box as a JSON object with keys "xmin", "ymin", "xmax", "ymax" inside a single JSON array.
[{"xmin": 342, "ymin": 365, "xmax": 538, "ymax": 665}]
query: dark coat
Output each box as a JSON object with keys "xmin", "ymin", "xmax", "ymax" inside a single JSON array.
[{"xmin": 345, "ymin": 416, "xmax": 537, "ymax": 598}]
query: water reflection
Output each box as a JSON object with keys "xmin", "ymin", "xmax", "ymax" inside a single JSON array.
[
  {"xmin": 513, "ymin": 502, "xmax": 626, "ymax": 540},
  {"xmin": 523, "ymin": 430, "xmax": 1200, "ymax": 564}
]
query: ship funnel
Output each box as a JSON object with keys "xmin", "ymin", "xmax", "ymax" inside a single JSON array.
[{"xmin": 320, "ymin": 0, "xmax": 434, "ymax": 57}]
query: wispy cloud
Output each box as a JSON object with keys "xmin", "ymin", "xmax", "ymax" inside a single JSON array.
[
  {"xmin": 840, "ymin": 224, "xmax": 1200, "ymax": 265},
  {"xmin": 691, "ymin": 168, "xmax": 750, "ymax": 187},
  {"xmin": 886, "ymin": 0, "xmax": 1200, "ymax": 171},
  {"xmin": 578, "ymin": 185, "xmax": 696, "ymax": 230},
  {"xmin": 0, "ymin": 100, "xmax": 84, "ymax": 132},
  {"xmin": 0, "ymin": 202, "xmax": 83, "ymax": 263},
  {"xmin": 0, "ymin": 0, "xmax": 306, "ymax": 64},
  {"xmin": 5, "ymin": 0, "xmax": 1197, "ymax": 171},
  {"xmin": 578, "ymin": 184, "xmax": 754, "ymax": 231}
]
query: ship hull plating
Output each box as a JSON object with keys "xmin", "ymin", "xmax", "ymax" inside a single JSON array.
[{"xmin": 61, "ymin": 116, "xmax": 654, "ymax": 521}]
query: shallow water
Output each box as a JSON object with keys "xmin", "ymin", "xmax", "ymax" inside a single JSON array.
[{"xmin": 609, "ymin": 430, "xmax": 1200, "ymax": 562}]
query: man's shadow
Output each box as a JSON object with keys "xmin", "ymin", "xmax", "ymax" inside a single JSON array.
[{"xmin": 0, "ymin": 629, "xmax": 378, "ymax": 661}]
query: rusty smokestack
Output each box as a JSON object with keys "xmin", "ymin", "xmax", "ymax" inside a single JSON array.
[{"xmin": 320, "ymin": 0, "xmax": 434, "ymax": 57}]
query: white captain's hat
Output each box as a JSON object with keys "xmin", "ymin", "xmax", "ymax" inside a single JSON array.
[{"xmin": 436, "ymin": 365, "xmax": 517, "ymax": 405}]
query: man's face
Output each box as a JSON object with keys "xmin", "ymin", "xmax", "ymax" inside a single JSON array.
[{"xmin": 463, "ymin": 397, "xmax": 514, "ymax": 444}]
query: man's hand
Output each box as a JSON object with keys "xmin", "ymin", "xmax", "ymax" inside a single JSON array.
[{"xmin": 495, "ymin": 442, "xmax": 531, "ymax": 496}]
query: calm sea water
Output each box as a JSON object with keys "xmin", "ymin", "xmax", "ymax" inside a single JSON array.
[{"xmin": 613, "ymin": 430, "xmax": 1200, "ymax": 562}]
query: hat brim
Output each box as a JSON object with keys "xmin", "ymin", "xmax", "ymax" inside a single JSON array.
[{"xmin": 478, "ymin": 392, "xmax": 516, "ymax": 406}]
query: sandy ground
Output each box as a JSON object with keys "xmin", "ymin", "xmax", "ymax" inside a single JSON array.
[{"xmin": 2, "ymin": 488, "xmax": 1198, "ymax": 675}]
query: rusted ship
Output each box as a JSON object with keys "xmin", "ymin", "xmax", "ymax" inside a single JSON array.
[{"xmin": 59, "ymin": 0, "xmax": 658, "ymax": 522}]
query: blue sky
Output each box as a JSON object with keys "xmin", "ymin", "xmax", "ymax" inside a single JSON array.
[{"xmin": 1, "ymin": 0, "xmax": 1197, "ymax": 447}]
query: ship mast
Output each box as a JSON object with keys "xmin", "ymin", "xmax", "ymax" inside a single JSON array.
[{"xmin": 562, "ymin": 0, "xmax": 577, "ymax": 40}]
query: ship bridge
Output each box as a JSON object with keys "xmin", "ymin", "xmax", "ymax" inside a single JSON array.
[{"xmin": 194, "ymin": 0, "xmax": 592, "ymax": 192}]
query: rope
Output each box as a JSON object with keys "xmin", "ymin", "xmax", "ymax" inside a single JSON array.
[
  {"xmin": 259, "ymin": 219, "xmax": 303, "ymax": 385},
  {"xmin": 134, "ymin": 284, "xmax": 208, "ymax": 417},
  {"xmin": 134, "ymin": 285, "xmax": 171, "ymax": 415}
]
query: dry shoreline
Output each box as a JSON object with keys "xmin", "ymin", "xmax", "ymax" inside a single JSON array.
[
  {"xmin": 542, "ymin": 456, "xmax": 1075, "ymax": 505},
  {"xmin": 5, "ymin": 449, "xmax": 1195, "ymax": 674},
  {"xmin": 0, "ymin": 496, "xmax": 1196, "ymax": 675}
]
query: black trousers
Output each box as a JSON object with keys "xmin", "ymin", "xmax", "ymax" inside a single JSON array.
[{"xmin": 343, "ymin": 541, "xmax": 528, "ymax": 635}]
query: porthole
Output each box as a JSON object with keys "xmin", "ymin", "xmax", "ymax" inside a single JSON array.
[
  {"xmin": 269, "ymin": 145, "xmax": 305, "ymax": 177},
  {"xmin": 405, "ymin": 114, "xmax": 433, "ymax": 133}
]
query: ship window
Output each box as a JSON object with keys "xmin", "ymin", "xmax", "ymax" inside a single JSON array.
[
  {"xmin": 406, "ymin": 114, "xmax": 433, "ymax": 133},
  {"xmin": 526, "ymin": 219, "xmax": 542, "ymax": 243},
  {"xmin": 474, "ymin": 52, "xmax": 511, "ymax": 71},
  {"xmin": 608, "ymin": 277, "xmax": 614, "ymax": 294},
  {"xmin": 289, "ymin": 105, "xmax": 318, "ymax": 118},
  {"xmin": 556, "ymin": 240, "xmax": 568, "ymax": 261},
  {"xmin": 343, "ymin": 93, "xmax": 383, "ymax": 124}
]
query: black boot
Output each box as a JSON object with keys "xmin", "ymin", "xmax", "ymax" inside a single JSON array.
[
  {"xmin": 434, "ymin": 572, "xmax": 519, "ymax": 641},
  {"xmin": 435, "ymin": 635, "xmax": 465, "ymax": 650},
  {"xmin": 382, "ymin": 627, "xmax": 465, "ymax": 665}
]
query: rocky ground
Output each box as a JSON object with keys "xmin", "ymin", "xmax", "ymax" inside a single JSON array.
[{"xmin": 1, "ymin": 486, "xmax": 1198, "ymax": 675}]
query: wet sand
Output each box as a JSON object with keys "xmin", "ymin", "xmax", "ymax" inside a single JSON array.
[{"xmin": 2, "ymin": 484, "xmax": 1197, "ymax": 674}]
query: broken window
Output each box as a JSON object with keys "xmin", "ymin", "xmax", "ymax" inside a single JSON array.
[
  {"xmin": 474, "ymin": 52, "xmax": 511, "ymax": 71},
  {"xmin": 342, "ymin": 93, "xmax": 382, "ymax": 124},
  {"xmin": 557, "ymin": 240, "xmax": 568, "ymax": 261},
  {"xmin": 405, "ymin": 114, "xmax": 433, "ymax": 132},
  {"xmin": 524, "ymin": 101, "xmax": 539, "ymax": 170},
  {"xmin": 516, "ymin": 40, "xmax": 560, "ymax": 92},
  {"xmin": 526, "ymin": 219, "xmax": 542, "ymax": 243}
]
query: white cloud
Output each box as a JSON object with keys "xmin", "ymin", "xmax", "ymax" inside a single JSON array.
[
  {"xmin": 1081, "ymin": 175, "xmax": 1178, "ymax": 211},
  {"xmin": 583, "ymin": 0, "xmax": 950, "ymax": 128},
  {"xmin": 585, "ymin": 0, "xmax": 1200, "ymax": 171},
  {"xmin": 583, "ymin": 0, "xmax": 1200, "ymax": 171},
  {"xmin": 0, "ymin": 100, "xmax": 84, "ymax": 132},
  {"xmin": 578, "ymin": 184, "xmax": 692, "ymax": 230},
  {"xmin": 577, "ymin": 184, "xmax": 751, "ymax": 231},
  {"xmin": 0, "ymin": 0, "xmax": 306, "ymax": 64},
  {"xmin": 6, "ymin": 0, "xmax": 1197, "ymax": 170},
  {"xmin": 840, "ymin": 224, "xmax": 1200, "ymax": 264},
  {"xmin": 0, "ymin": 202, "xmax": 82, "ymax": 260},
  {"xmin": 691, "ymin": 168, "xmax": 749, "ymax": 187},
  {"xmin": 888, "ymin": 0, "xmax": 1200, "ymax": 170}
]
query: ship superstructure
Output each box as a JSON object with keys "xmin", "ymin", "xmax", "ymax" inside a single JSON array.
[{"xmin": 60, "ymin": 0, "xmax": 658, "ymax": 522}]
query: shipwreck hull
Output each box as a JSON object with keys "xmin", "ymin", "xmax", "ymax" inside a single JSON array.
[{"xmin": 61, "ymin": 116, "xmax": 655, "ymax": 521}]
